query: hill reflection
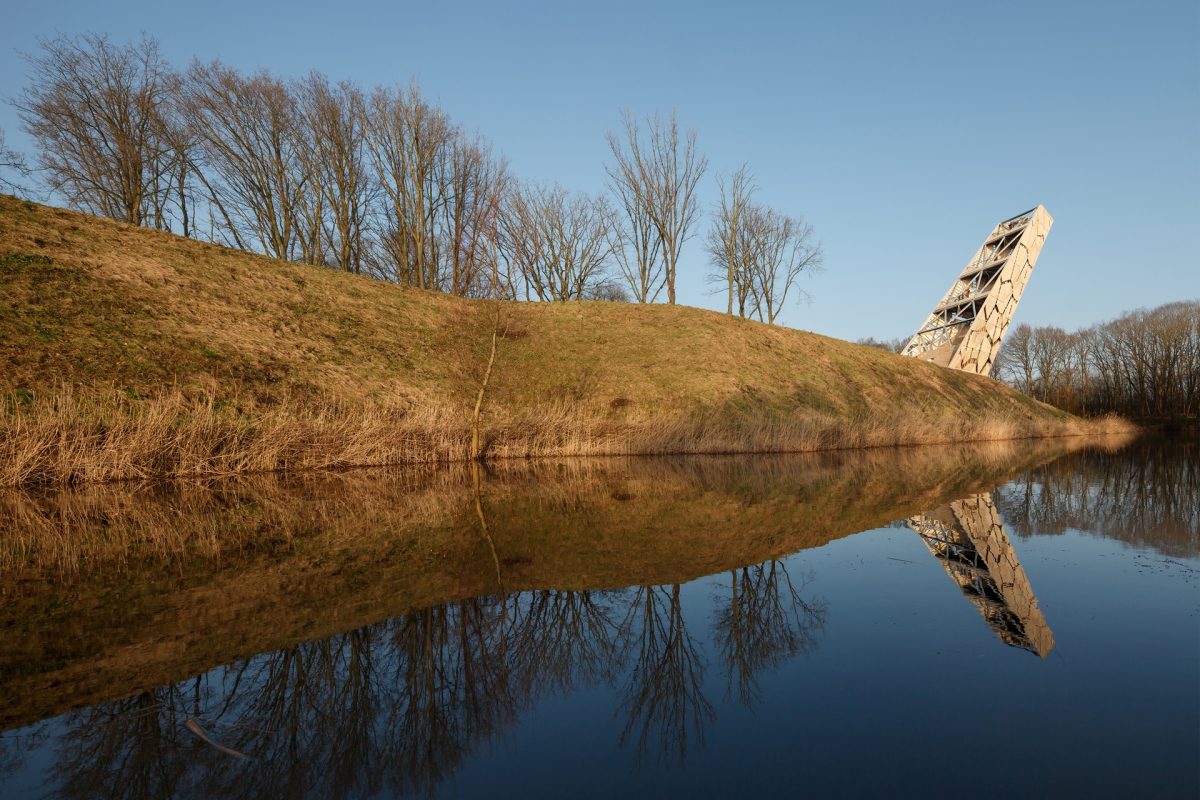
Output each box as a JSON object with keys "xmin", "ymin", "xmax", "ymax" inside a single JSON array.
[
  {"xmin": 9, "ymin": 434, "xmax": 1196, "ymax": 798},
  {"xmin": 27, "ymin": 565, "xmax": 820, "ymax": 799},
  {"xmin": 2, "ymin": 438, "xmax": 1083, "ymax": 734}
]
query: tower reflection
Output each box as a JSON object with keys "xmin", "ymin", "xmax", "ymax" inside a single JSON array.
[{"xmin": 907, "ymin": 492, "xmax": 1054, "ymax": 658}]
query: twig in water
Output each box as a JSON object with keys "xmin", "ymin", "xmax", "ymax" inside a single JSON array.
[{"xmin": 185, "ymin": 718, "xmax": 248, "ymax": 759}]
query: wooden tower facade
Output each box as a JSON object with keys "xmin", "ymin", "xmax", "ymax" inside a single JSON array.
[{"xmin": 902, "ymin": 206, "xmax": 1053, "ymax": 376}]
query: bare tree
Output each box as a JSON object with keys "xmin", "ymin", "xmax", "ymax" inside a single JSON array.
[
  {"xmin": 155, "ymin": 81, "xmax": 201, "ymax": 239},
  {"xmin": 743, "ymin": 206, "xmax": 823, "ymax": 325},
  {"xmin": 607, "ymin": 194, "xmax": 662, "ymax": 303},
  {"xmin": 999, "ymin": 323, "xmax": 1035, "ymax": 395},
  {"xmin": 365, "ymin": 82, "xmax": 508, "ymax": 295},
  {"xmin": 443, "ymin": 133, "xmax": 508, "ymax": 297},
  {"xmin": 500, "ymin": 182, "xmax": 613, "ymax": 302},
  {"xmin": 296, "ymin": 73, "xmax": 373, "ymax": 273},
  {"xmin": 997, "ymin": 302, "xmax": 1200, "ymax": 419},
  {"xmin": 707, "ymin": 188, "xmax": 823, "ymax": 325},
  {"xmin": 179, "ymin": 60, "xmax": 306, "ymax": 256},
  {"xmin": 705, "ymin": 166, "xmax": 756, "ymax": 315},
  {"xmin": 586, "ymin": 282, "xmax": 631, "ymax": 302},
  {"xmin": 365, "ymin": 81, "xmax": 454, "ymax": 288},
  {"xmin": 0, "ymin": 128, "xmax": 33, "ymax": 196},
  {"xmin": 14, "ymin": 32, "xmax": 177, "ymax": 227},
  {"xmin": 856, "ymin": 336, "xmax": 908, "ymax": 353},
  {"xmin": 1031, "ymin": 325, "xmax": 1069, "ymax": 404},
  {"xmin": 605, "ymin": 109, "xmax": 707, "ymax": 305},
  {"xmin": 607, "ymin": 151, "xmax": 663, "ymax": 303}
]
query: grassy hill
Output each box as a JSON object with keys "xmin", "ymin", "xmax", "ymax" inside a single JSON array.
[{"xmin": 0, "ymin": 195, "xmax": 1123, "ymax": 485}]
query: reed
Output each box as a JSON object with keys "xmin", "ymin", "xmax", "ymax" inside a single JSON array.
[
  {"xmin": 0, "ymin": 385, "xmax": 1136, "ymax": 488},
  {"xmin": 3, "ymin": 435, "xmax": 1107, "ymax": 579}
]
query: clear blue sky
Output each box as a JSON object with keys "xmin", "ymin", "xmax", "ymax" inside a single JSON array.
[{"xmin": 2, "ymin": 0, "xmax": 1196, "ymax": 341}]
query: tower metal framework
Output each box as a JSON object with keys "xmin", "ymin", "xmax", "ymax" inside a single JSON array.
[{"xmin": 901, "ymin": 206, "xmax": 1053, "ymax": 376}]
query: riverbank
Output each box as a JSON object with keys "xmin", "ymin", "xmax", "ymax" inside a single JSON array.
[
  {"xmin": 0, "ymin": 387, "xmax": 1132, "ymax": 487},
  {"xmin": 0, "ymin": 196, "xmax": 1134, "ymax": 487}
]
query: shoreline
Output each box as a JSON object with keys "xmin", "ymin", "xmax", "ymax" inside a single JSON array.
[{"xmin": 0, "ymin": 388, "xmax": 1136, "ymax": 488}]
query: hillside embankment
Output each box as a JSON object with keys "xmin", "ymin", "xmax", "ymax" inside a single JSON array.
[{"xmin": 0, "ymin": 196, "xmax": 1132, "ymax": 486}]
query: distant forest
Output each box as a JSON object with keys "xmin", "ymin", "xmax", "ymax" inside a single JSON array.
[
  {"xmin": 859, "ymin": 300, "xmax": 1200, "ymax": 420},
  {"xmin": 1, "ymin": 32, "xmax": 822, "ymax": 324},
  {"xmin": 993, "ymin": 301, "xmax": 1199, "ymax": 420}
]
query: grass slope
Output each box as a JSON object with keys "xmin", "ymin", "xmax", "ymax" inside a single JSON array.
[
  {"xmin": 0, "ymin": 196, "xmax": 1115, "ymax": 484},
  {"xmin": 1, "ymin": 195, "xmax": 1053, "ymax": 417}
]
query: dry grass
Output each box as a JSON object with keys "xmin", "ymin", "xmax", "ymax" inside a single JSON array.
[
  {"xmin": 0, "ymin": 386, "xmax": 466, "ymax": 486},
  {"xmin": 0, "ymin": 384, "xmax": 1136, "ymax": 488},
  {"xmin": 0, "ymin": 195, "xmax": 1137, "ymax": 488}
]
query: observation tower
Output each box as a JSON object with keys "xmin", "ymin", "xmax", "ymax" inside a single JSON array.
[{"xmin": 901, "ymin": 206, "xmax": 1053, "ymax": 376}]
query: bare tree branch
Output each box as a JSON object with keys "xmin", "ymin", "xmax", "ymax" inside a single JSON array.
[
  {"xmin": 996, "ymin": 301, "xmax": 1200, "ymax": 418},
  {"xmin": 706, "ymin": 177, "xmax": 823, "ymax": 325},
  {"xmin": 178, "ymin": 60, "xmax": 306, "ymax": 257},
  {"xmin": 14, "ymin": 32, "xmax": 177, "ymax": 226},
  {"xmin": 296, "ymin": 73, "xmax": 373, "ymax": 273},
  {"xmin": 705, "ymin": 166, "xmax": 757, "ymax": 316},
  {"xmin": 500, "ymin": 182, "xmax": 613, "ymax": 302},
  {"xmin": 0, "ymin": 128, "xmax": 33, "ymax": 197},
  {"xmin": 605, "ymin": 109, "xmax": 707, "ymax": 305}
]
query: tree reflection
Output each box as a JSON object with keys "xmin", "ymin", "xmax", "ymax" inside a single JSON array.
[
  {"xmin": 0, "ymin": 723, "xmax": 46, "ymax": 785},
  {"xmin": 994, "ymin": 438, "xmax": 1198, "ymax": 557},
  {"xmin": 51, "ymin": 688, "xmax": 190, "ymax": 800},
  {"xmin": 615, "ymin": 584, "xmax": 714, "ymax": 767},
  {"xmin": 711, "ymin": 561, "xmax": 827, "ymax": 710},
  {"xmin": 209, "ymin": 628, "xmax": 389, "ymax": 799},
  {"xmin": 16, "ymin": 560, "xmax": 828, "ymax": 796},
  {"xmin": 381, "ymin": 598, "xmax": 515, "ymax": 798},
  {"xmin": 508, "ymin": 589, "xmax": 626, "ymax": 698}
]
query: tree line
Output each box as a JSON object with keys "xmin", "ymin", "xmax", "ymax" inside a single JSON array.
[
  {"xmin": 853, "ymin": 301, "xmax": 1198, "ymax": 420},
  {"xmin": 995, "ymin": 436, "xmax": 1197, "ymax": 557},
  {"xmin": 3, "ymin": 32, "xmax": 823, "ymax": 322},
  {"xmin": 994, "ymin": 300, "xmax": 1200, "ymax": 419}
]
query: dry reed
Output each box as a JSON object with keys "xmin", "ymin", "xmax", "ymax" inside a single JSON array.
[
  {"xmin": 4, "ymin": 436, "xmax": 1114, "ymax": 579},
  {"xmin": 0, "ymin": 386, "xmax": 1137, "ymax": 489}
]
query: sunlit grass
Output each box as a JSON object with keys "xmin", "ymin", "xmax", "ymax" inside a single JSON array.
[{"xmin": 0, "ymin": 195, "xmax": 1135, "ymax": 488}]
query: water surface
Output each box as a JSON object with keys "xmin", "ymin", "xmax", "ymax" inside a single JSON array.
[{"xmin": 1, "ymin": 436, "xmax": 1196, "ymax": 798}]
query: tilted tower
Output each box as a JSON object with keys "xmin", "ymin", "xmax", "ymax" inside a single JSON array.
[{"xmin": 901, "ymin": 206, "xmax": 1053, "ymax": 376}]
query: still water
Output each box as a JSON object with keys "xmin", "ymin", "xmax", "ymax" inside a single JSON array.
[{"xmin": 1, "ymin": 436, "xmax": 1196, "ymax": 798}]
